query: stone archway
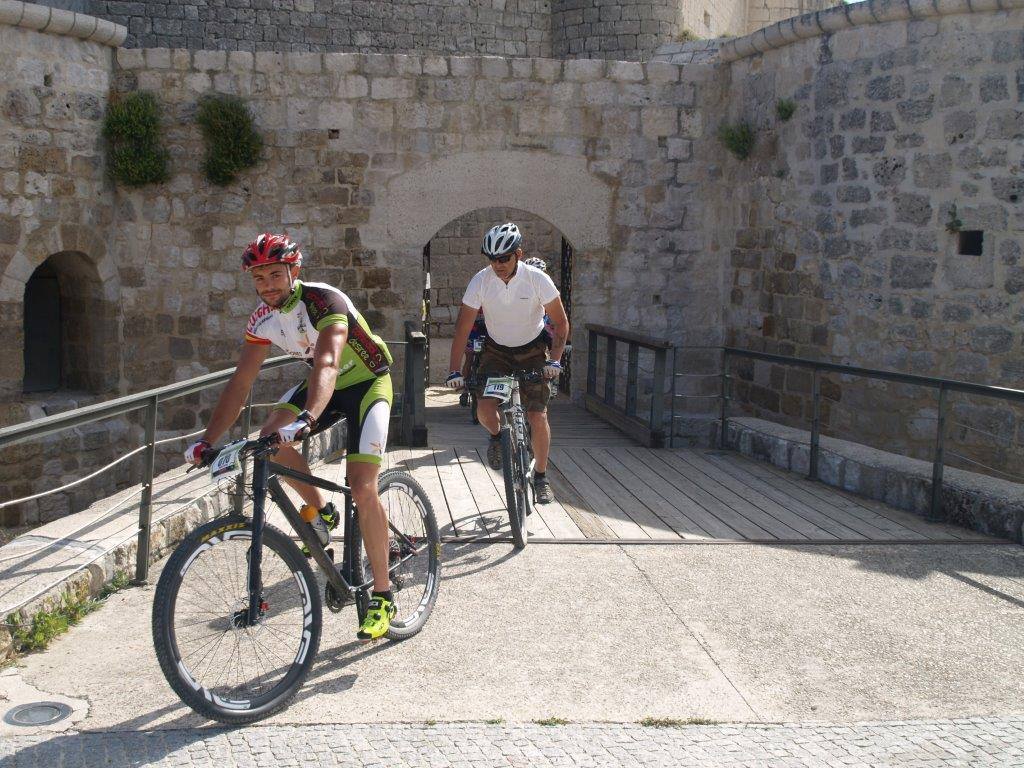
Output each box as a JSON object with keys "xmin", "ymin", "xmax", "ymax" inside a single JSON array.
[
  {"xmin": 362, "ymin": 150, "xmax": 614, "ymax": 391},
  {"xmin": 363, "ymin": 150, "xmax": 613, "ymax": 254},
  {"xmin": 0, "ymin": 224, "xmax": 120, "ymax": 400}
]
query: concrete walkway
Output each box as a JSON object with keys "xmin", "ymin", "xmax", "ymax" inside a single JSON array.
[{"xmin": 2, "ymin": 541, "xmax": 1023, "ymax": 737}]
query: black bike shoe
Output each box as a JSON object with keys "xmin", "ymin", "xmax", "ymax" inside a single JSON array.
[
  {"xmin": 534, "ymin": 476, "xmax": 554, "ymax": 504},
  {"xmin": 486, "ymin": 437, "xmax": 502, "ymax": 470},
  {"xmin": 459, "ymin": 390, "xmax": 469, "ymax": 407}
]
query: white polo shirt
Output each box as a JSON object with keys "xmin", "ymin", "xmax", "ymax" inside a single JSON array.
[{"xmin": 462, "ymin": 263, "xmax": 559, "ymax": 347}]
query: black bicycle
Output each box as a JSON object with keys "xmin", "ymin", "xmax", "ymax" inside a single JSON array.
[
  {"xmin": 151, "ymin": 432, "xmax": 440, "ymax": 725},
  {"xmin": 481, "ymin": 369, "xmax": 549, "ymax": 550}
]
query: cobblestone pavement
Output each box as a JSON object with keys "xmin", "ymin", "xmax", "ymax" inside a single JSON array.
[{"xmin": 1, "ymin": 717, "xmax": 1023, "ymax": 767}]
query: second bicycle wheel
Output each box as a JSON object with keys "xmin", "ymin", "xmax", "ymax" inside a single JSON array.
[
  {"xmin": 152, "ymin": 516, "xmax": 321, "ymax": 725},
  {"xmin": 377, "ymin": 471, "xmax": 441, "ymax": 639},
  {"xmin": 500, "ymin": 427, "xmax": 527, "ymax": 549}
]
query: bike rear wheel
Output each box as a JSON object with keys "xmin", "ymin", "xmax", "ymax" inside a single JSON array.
[
  {"xmin": 500, "ymin": 427, "xmax": 527, "ymax": 549},
  {"xmin": 377, "ymin": 471, "xmax": 441, "ymax": 639},
  {"xmin": 152, "ymin": 516, "xmax": 321, "ymax": 725}
]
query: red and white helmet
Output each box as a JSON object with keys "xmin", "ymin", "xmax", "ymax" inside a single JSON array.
[{"xmin": 241, "ymin": 233, "xmax": 302, "ymax": 272}]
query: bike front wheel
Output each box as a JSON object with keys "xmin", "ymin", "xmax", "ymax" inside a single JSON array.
[
  {"xmin": 152, "ymin": 516, "xmax": 322, "ymax": 725},
  {"xmin": 500, "ymin": 427, "xmax": 528, "ymax": 549}
]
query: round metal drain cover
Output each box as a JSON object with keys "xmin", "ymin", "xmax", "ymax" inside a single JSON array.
[{"xmin": 3, "ymin": 702, "xmax": 73, "ymax": 727}]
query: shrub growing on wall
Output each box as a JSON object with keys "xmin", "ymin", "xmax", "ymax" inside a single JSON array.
[
  {"xmin": 196, "ymin": 94, "xmax": 263, "ymax": 186},
  {"xmin": 717, "ymin": 122, "xmax": 755, "ymax": 160},
  {"xmin": 102, "ymin": 92, "xmax": 170, "ymax": 187}
]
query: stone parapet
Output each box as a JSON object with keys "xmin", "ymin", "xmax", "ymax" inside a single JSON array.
[
  {"xmin": 721, "ymin": 0, "xmax": 1024, "ymax": 62},
  {"xmin": 0, "ymin": 0, "xmax": 125, "ymax": 46}
]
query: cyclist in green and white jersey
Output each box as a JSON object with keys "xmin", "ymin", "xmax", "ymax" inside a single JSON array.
[{"xmin": 183, "ymin": 233, "xmax": 396, "ymax": 641}]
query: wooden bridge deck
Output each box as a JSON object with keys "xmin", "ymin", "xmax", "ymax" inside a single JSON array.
[{"xmin": 382, "ymin": 389, "xmax": 996, "ymax": 543}]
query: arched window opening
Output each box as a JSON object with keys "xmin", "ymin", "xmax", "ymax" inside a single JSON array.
[{"xmin": 22, "ymin": 252, "xmax": 113, "ymax": 395}]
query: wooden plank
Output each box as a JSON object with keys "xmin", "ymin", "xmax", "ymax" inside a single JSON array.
[
  {"xmin": 544, "ymin": 462, "xmax": 616, "ymax": 539},
  {"xmin": 433, "ymin": 447, "xmax": 494, "ymax": 537},
  {"xmin": 602, "ymin": 448, "xmax": 740, "ymax": 539},
  {"xmin": 549, "ymin": 449, "xmax": 650, "ymax": 539},
  {"xmin": 637, "ymin": 449, "xmax": 778, "ymax": 539},
  {"xmin": 585, "ymin": 448, "xmax": 705, "ymax": 540},
  {"xmin": 583, "ymin": 394, "xmax": 658, "ymax": 447},
  {"xmin": 655, "ymin": 450, "xmax": 823, "ymax": 539},
  {"xmin": 392, "ymin": 448, "xmax": 454, "ymax": 534},
  {"xmin": 674, "ymin": 450, "xmax": 865, "ymax": 540},
  {"xmin": 456, "ymin": 447, "xmax": 548, "ymax": 538},
  {"xmin": 708, "ymin": 452, "xmax": 925, "ymax": 541},
  {"xmin": 748, "ymin": 456, "xmax": 983, "ymax": 541},
  {"xmin": 473, "ymin": 447, "xmax": 557, "ymax": 539}
]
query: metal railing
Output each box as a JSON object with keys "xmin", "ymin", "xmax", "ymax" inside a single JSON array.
[
  {"xmin": 584, "ymin": 324, "xmax": 671, "ymax": 448},
  {"xmin": 0, "ymin": 325, "xmax": 428, "ymax": 582},
  {"xmin": 714, "ymin": 348, "xmax": 1024, "ymax": 519}
]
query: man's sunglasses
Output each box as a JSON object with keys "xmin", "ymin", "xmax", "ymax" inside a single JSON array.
[{"xmin": 486, "ymin": 253, "xmax": 514, "ymax": 264}]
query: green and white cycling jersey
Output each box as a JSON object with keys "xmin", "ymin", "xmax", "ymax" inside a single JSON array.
[{"xmin": 244, "ymin": 280, "xmax": 392, "ymax": 390}]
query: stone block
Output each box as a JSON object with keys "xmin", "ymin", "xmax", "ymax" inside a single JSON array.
[
  {"xmin": 910, "ymin": 152, "xmax": 951, "ymax": 189},
  {"xmin": 564, "ymin": 58, "xmax": 604, "ymax": 82},
  {"xmin": 943, "ymin": 110, "xmax": 976, "ymax": 145},
  {"xmin": 896, "ymin": 95, "xmax": 933, "ymax": 124},
  {"xmin": 893, "ymin": 193, "xmax": 932, "ymax": 225},
  {"xmin": 194, "ymin": 50, "xmax": 227, "ymax": 71},
  {"xmin": 890, "ymin": 255, "xmax": 936, "ymax": 288},
  {"xmin": 116, "ymin": 47, "xmax": 146, "ymax": 70}
]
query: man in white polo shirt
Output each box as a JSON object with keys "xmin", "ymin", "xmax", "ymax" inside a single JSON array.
[{"xmin": 444, "ymin": 222, "xmax": 570, "ymax": 504}]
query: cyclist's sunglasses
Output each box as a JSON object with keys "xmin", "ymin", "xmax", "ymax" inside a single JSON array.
[{"xmin": 486, "ymin": 253, "xmax": 515, "ymax": 264}]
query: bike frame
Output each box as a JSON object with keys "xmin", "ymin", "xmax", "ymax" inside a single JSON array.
[{"xmin": 242, "ymin": 452, "xmax": 422, "ymax": 626}]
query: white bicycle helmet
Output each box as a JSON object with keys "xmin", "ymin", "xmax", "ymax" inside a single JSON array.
[
  {"xmin": 523, "ymin": 257, "xmax": 547, "ymax": 272},
  {"xmin": 481, "ymin": 222, "xmax": 522, "ymax": 257}
]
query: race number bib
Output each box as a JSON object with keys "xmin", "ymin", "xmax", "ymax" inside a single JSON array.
[
  {"xmin": 209, "ymin": 439, "xmax": 246, "ymax": 480},
  {"xmin": 482, "ymin": 376, "xmax": 514, "ymax": 403}
]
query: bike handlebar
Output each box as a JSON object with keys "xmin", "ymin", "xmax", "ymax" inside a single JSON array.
[{"xmin": 190, "ymin": 433, "xmax": 281, "ymax": 471}]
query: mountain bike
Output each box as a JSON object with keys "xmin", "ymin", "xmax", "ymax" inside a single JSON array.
[
  {"xmin": 481, "ymin": 369, "xmax": 546, "ymax": 550},
  {"xmin": 151, "ymin": 432, "xmax": 440, "ymax": 725}
]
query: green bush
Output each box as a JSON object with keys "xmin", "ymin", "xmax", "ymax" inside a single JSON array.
[
  {"xmin": 717, "ymin": 121, "xmax": 755, "ymax": 160},
  {"xmin": 102, "ymin": 91, "xmax": 170, "ymax": 186},
  {"xmin": 196, "ymin": 94, "xmax": 263, "ymax": 186},
  {"xmin": 676, "ymin": 28, "xmax": 701, "ymax": 43},
  {"xmin": 775, "ymin": 98, "xmax": 796, "ymax": 122}
]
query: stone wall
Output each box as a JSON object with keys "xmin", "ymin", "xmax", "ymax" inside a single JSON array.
[
  {"xmin": 76, "ymin": 0, "xmax": 554, "ymax": 56},
  {"xmin": 714, "ymin": 4, "xmax": 1024, "ymax": 475},
  {"xmin": 0, "ymin": 17, "xmax": 126, "ymax": 525}
]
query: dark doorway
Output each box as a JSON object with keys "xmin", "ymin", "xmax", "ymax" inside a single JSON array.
[{"xmin": 23, "ymin": 262, "xmax": 61, "ymax": 393}]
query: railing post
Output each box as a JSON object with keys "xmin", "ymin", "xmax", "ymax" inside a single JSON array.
[
  {"xmin": 928, "ymin": 384, "xmax": 948, "ymax": 522},
  {"xmin": 669, "ymin": 346, "xmax": 677, "ymax": 449},
  {"xmin": 409, "ymin": 330, "xmax": 428, "ymax": 447},
  {"xmin": 649, "ymin": 347, "xmax": 666, "ymax": 449},
  {"xmin": 135, "ymin": 395, "xmax": 158, "ymax": 584},
  {"xmin": 625, "ymin": 342, "xmax": 639, "ymax": 417},
  {"xmin": 234, "ymin": 392, "xmax": 253, "ymax": 516},
  {"xmin": 604, "ymin": 337, "xmax": 617, "ymax": 406},
  {"xmin": 808, "ymin": 368, "xmax": 821, "ymax": 481},
  {"xmin": 719, "ymin": 349, "xmax": 729, "ymax": 449},
  {"xmin": 587, "ymin": 328, "xmax": 598, "ymax": 396}
]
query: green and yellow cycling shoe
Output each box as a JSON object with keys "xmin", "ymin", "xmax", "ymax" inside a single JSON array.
[{"xmin": 357, "ymin": 596, "xmax": 396, "ymax": 641}]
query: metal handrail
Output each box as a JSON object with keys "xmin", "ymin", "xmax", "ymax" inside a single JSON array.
[
  {"xmin": 0, "ymin": 336, "xmax": 422, "ymax": 584},
  {"xmin": 723, "ymin": 347, "xmax": 1024, "ymax": 404},
  {"xmin": 717, "ymin": 347, "xmax": 1024, "ymax": 521}
]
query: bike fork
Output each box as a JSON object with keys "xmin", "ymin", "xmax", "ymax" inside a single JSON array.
[{"xmin": 246, "ymin": 455, "xmax": 268, "ymax": 626}]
